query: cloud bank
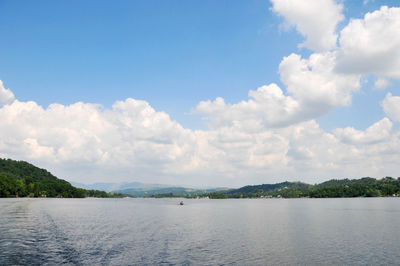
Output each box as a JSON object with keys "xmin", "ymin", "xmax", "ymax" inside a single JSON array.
[{"xmin": 1, "ymin": 83, "xmax": 399, "ymax": 186}]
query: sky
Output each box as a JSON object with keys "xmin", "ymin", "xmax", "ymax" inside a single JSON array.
[{"xmin": 0, "ymin": 0, "xmax": 400, "ymax": 187}]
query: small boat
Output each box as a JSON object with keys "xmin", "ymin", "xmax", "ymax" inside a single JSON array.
[{"xmin": 179, "ymin": 201, "xmax": 184, "ymax": 205}]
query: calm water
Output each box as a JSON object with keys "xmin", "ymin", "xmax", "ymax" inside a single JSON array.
[{"xmin": 1, "ymin": 198, "xmax": 400, "ymax": 265}]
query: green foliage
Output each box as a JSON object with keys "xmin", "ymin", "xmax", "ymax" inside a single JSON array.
[
  {"xmin": 85, "ymin": 189, "xmax": 125, "ymax": 198},
  {"xmin": 203, "ymin": 177, "xmax": 400, "ymax": 199},
  {"xmin": 308, "ymin": 177, "xmax": 400, "ymax": 198},
  {"xmin": 0, "ymin": 158, "xmax": 124, "ymax": 198},
  {"xmin": 208, "ymin": 193, "xmax": 228, "ymax": 199}
]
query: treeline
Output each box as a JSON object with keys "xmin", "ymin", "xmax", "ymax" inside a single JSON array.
[
  {"xmin": 117, "ymin": 187, "xmax": 221, "ymax": 198},
  {"xmin": 0, "ymin": 158, "xmax": 124, "ymax": 198},
  {"xmin": 204, "ymin": 177, "xmax": 400, "ymax": 199},
  {"xmin": 86, "ymin": 189, "xmax": 125, "ymax": 198},
  {"xmin": 308, "ymin": 177, "xmax": 400, "ymax": 198},
  {"xmin": 112, "ymin": 178, "xmax": 400, "ymax": 199}
]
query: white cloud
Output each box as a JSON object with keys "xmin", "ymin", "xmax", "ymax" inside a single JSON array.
[
  {"xmin": 374, "ymin": 78, "xmax": 390, "ymax": 90},
  {"xmin": 0, "ymin": 81, "xmax": 15, "ymax": 106},
  {"xmin": 0, "ymin": 95, "xmax": 294, "ymax": 186},
  {"xmin": 336, "ymin": 6, "xmax": 400, "ymax": 79},
  {"xmin": 382, "ymin": 93, "xmax": 400, "ymax": 122},
  {"xmin": 194, "ymin": 83, "xmax": 300, "ymax": 129},
  {"xmin": 270, "ymin": 0, "xmax": 344, "ymax": 51},
  {"xmin": 195, "ymin": 52, "xmax": 360, "ymax": 129},
  {"xmin": 1, "ymin": 95, "xmax": 400, "ymax": 186},
  {"xmin": 334, "ymin": 118, "xmax": 393, "ymax": 144},
  {"xmin": 267, "ymin": 118, "xmax": 400, "ymax": 181},
  {"xmin": 279, "ymin": 52, "xmax": 360, "ymax": 113},
  {"xmin": 0, "ymin": 98, "xmax": 197, "ymax": 183}
]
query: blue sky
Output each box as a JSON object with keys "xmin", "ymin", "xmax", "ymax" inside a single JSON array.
[
  {"xmin": 1, "ymin": 0, "xmax": 396, "ymax": 130},
  {"xmin": 0, "ymin": 0, "xmax": 400, "ymax": 186},
  {"xmin": 0, "ymin": 0, "xmax": 287, "ymax": 128}
]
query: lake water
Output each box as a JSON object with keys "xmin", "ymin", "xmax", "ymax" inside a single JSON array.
[{"xmin": 1, "ymin": 198, "xmax": 400, "ymax": 265}]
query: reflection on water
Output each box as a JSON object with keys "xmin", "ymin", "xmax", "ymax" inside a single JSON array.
[{"xmin": 1, "ymin": 198, "xmax": 400, "ymax": 265}]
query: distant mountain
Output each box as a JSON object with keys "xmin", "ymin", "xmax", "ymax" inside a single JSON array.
[
  {"xmin": 73, "ymin": 181, "xmax": 228, "ymax": 196},
  {"xmin": 71, "ymin": 181, "xmax": 145, "ymax": 192},
  {"xmin": 113, "ymin": 186, "xmax": 226, "ymax": 197},
  {"xmin": 225, "ymin": 181, "xmax": 311, "ymax": 195}
]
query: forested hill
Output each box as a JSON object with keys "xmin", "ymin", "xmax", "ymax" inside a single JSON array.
[
  {"xmin": 0, "ymin": 158, "xmax": 119, "ymax": 198},
  {"xmin": 225, "ymin": 181, "xmax": 311, "ymax": 195},
  {"xmin": 207, "ymin": 177, "xmax": 400, "ymax": 198}
]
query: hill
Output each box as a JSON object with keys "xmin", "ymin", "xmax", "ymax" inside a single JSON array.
[
  {"xmin": 205, "ymin": 177, "xmax": 400, "ymax": 198},
  {"xmin": 224, "ymin": 181, "xmax": 311, "ymax": 197},
  {"xmin": 73, "ymin": 181, "xmax": 228, "ymax": 197},
  {"xmin": 72, "ymin": 181, "xmax": 172, "ymax": 193},
  {"xmin": 0, "ymin": 158, "xmax": 121, "ymax": 198},
  {"xmin": 113, "ymin": 186, "xmax": 226, "ymax": 197}
]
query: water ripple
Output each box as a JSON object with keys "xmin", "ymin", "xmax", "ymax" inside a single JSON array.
[{"xmin": 1, "ymin": 198, "xmax": 400, "ymax": 265}]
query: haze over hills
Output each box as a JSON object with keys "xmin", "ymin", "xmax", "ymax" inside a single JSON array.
[
  {"xmin": 113, "ymin": 186, "xmax": 228, "ymax": 197},
  {"xmin": 72, "ymin": 181, "xmax": 229, "ymax": 196},
  {"xmin": 71, "ymin": 181, "xmax": 150, "ymax": 193}
]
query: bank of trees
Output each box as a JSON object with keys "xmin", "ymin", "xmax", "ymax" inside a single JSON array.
[
  {"xmin": 0, "ymin": 158, "xmax": 122, "ymax": 198},
  {"xmin": 308, "ymin": 177, "xmax": 400, "ymax": 198},
  {"xmin": 205, "ymin": 177, "xmax": 400, "ymax": 199}
]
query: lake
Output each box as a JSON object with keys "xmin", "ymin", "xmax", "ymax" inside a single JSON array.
[{"xmin": 1, "ymin": 198, "xmax": 400, "ymax": 265}]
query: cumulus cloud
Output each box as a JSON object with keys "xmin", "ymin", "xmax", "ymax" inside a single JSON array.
[
  {"xmin": 334, "ymin": 118, "xmax": 393, "ymax": 144},
  {"xmin": 194, "ymin": 84, "xmax": 300, "ymax": 129},
  {"xmin": 270, "ymin": 0, "xmax": 344, "ymax": 51},
  {"xmin": 0, "ymin": 95, "xmax": 297, "ymax": 185},
  {"xmin": 0, "ymin": 98, "xmax": 197, "ymax": 183},
  {"xmin": 0, "ymin": 81, "xmax": 15, "ymax": 106},
  {"xmin": 374, "ymin": 78, "xmax": 390, "ymax": 90},
  {"xmin": 382, "ymin": 93, "xmax": 400, "ymax": 122},
  {"xmin": 279, "ymin": 52, "xmax": 360, "ymax": 113},
  {"xmin": 1, "ymin": 95, "xmax": 400, "ymax": 186},
  {"xmin": 285, "ymin": 119, "xmax": 400, "ymax": 179},
  {"xmin": 195, "ymin": 52, "xmax": 360, "ymax": 129},
  {"xmin": 336, "ymin": 6, "xmax": 400, "ymax": 79}
]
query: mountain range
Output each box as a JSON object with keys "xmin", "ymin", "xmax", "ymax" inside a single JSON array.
[{"xmin": 72, "ymin": 181, "xmax": 228, "ymax": 197}]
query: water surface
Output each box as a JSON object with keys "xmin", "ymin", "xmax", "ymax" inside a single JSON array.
[{"xmin": 1, "ymin": 198, "xmax": 400, "ymax": 265}]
